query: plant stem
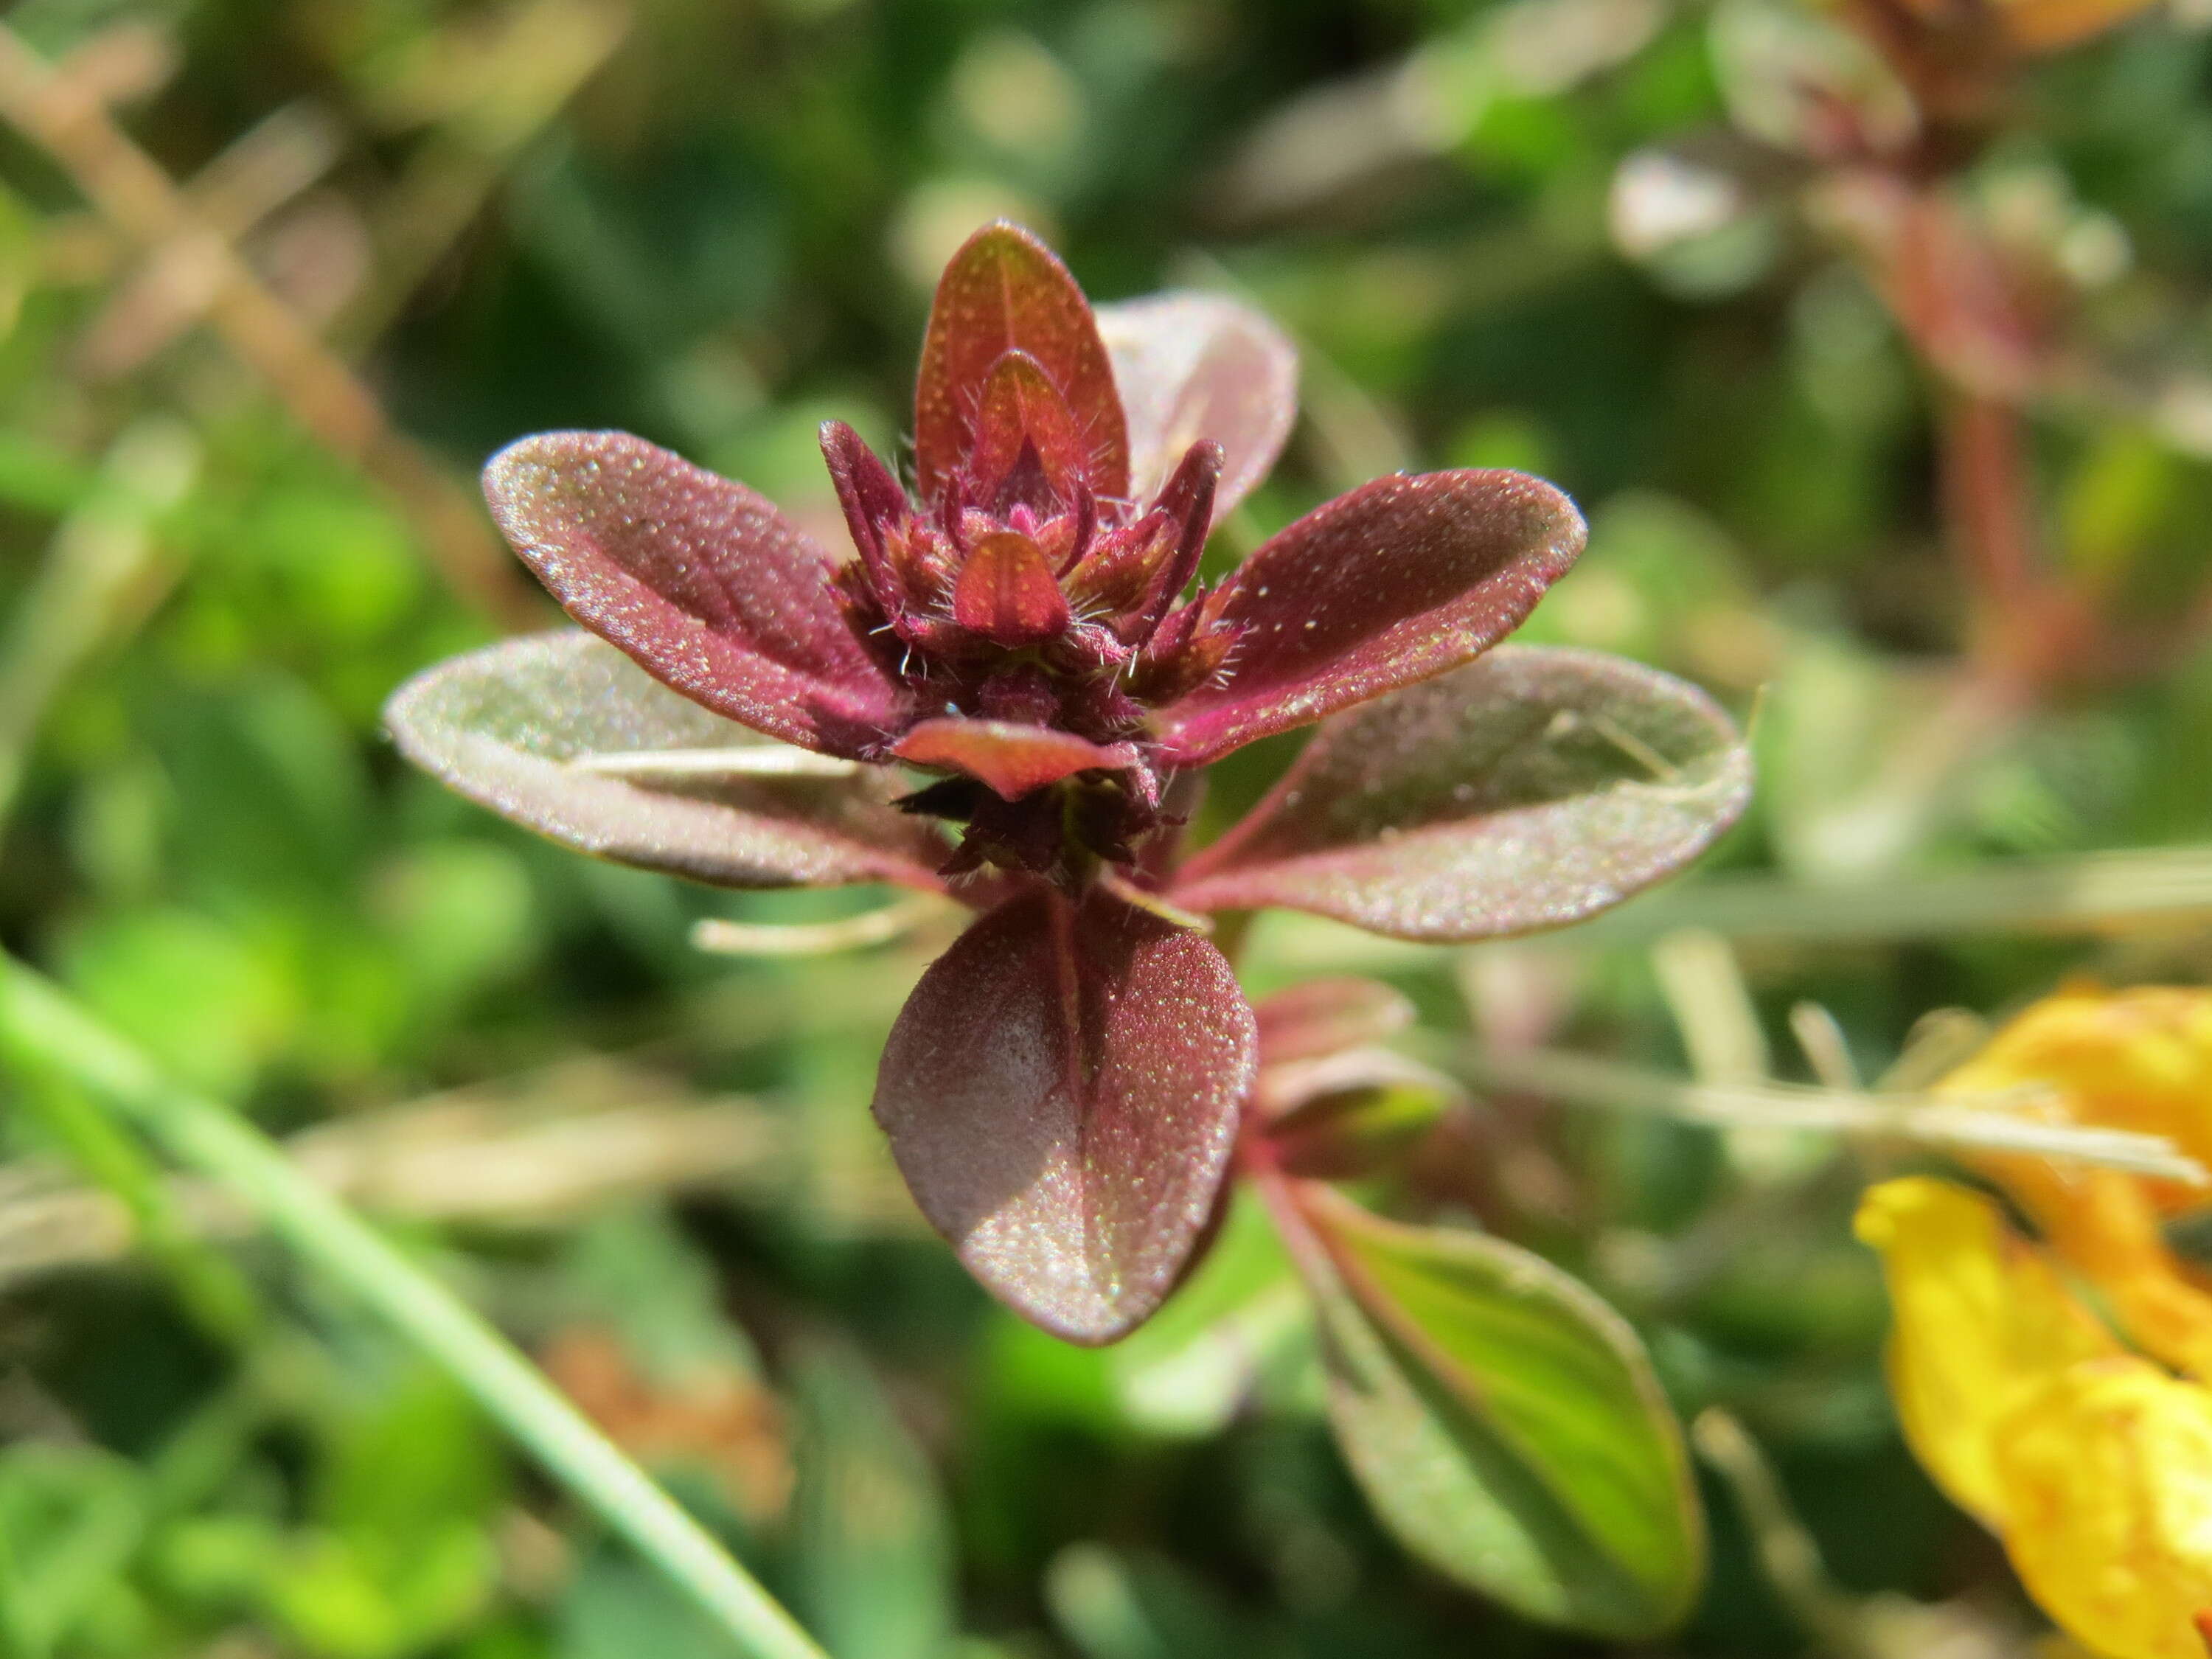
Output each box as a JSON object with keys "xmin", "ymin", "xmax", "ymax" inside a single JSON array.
[
  {"xmin": 7, "ymin": 1053, "xmax": 262, "ymax": 1342},
  {"xmin": 1584, "ymin": 843, "xmax": 2212, "ymax": 944},
  {"xmin": 1452, "ymin": 1041, "xmax": 2204, "ymax": 1182},
  {"xmin": 0, "ymin": 956, "xmax": 829, "ymax": 1659},
  {"xmin": 1690, "ymin": 1410, "xmax": 1878, "ymax": 1659},
  {"xmin": 1943, "ymin": 393, "xmax": 2038, "ymax": 618},
  {"xmin": 1240, "ymin": 844, "xmax": 2212, "ymax": 988}
]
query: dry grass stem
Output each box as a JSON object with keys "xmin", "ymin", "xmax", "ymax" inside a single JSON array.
[
  {"xmin": 1458, "ymin": 1043, "xmax": 2208, "ymax": 1183},
  {"xmin": 572, "ymin": 746, "xmax": 863, "ymax": 780},
  {"xmin": 690, "ymin": 897, "xmax": 944, "ymax": 958},
  {"xmin": 0, "ymin": 1071, "xmax": 785, "ymax": 1289},
  {"xmin": 1652, "ymin": 927, "xmax": 1771, "ymax": 1084},
  {"xmin": 0, "ymin": 24, "xmax": 537, "ymax": 623},
  {"xmin": 1586, "ymin": 844, "xmax": 2212, "ymax": 942},
  {"xmin": 337, "ymin": 0, "xmax": 630, "ymax": 348}
]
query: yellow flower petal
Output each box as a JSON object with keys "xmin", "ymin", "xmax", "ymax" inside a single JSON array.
[
  {"xmin": 1941, "ymin": 987, "xmax": 2212, "ymax": 1380},
  {"xmin": 1943, "ymin": 986, "xmax": 2212, "ymax": 1216},
  {"xmin": 2034, "ymin": 1169, "xmax": 2212, "ymax": 1383},
  {"xmin": 2001, "ymin": 0, "xmax": 2159, "ymax": 50},
  {"xmin": 1854, "ymin": 1177, "xmax": 2121, "ymax": 1526},
  {"xmin": 1889, "ymin": 0, "xmax": 2157, "ymax": 51},
  {"xmin": 1995, "ymin": 1358, "xmax": 2212, "ymax": 1659},
  {"xmin": 2000, "ymin": 0, "xmax": 2161, "ymax": 52}
]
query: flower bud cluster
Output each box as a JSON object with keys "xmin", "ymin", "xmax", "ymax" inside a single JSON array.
[{"xmin": 820, "ymin": 376, "xmax": 1234, "ymax": 879}]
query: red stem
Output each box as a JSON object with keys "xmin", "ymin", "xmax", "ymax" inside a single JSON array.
[
  {"xmin": 1943, "ymin": 393, "xmax": 2037, "ymax": 616},
  {"xmin": 1937, "ymin": 391, "xmax": 2102, "ymax": 688}
]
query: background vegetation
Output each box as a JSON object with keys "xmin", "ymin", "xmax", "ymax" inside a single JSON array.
[{"xmin": 2, "ymin": 0, "xmax": 2211, "ymax": 1653}]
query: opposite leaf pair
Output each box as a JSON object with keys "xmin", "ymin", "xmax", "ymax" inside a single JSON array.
[{"xmin": 386, "ymin": 222, "xmax": 1751, "ymax": 1344}]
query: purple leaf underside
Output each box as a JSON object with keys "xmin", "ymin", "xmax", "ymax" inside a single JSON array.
[
  {"xmin": 384, "ymin": 631, "xmax": 947, "ymax": 891},
  {"xmin": 872, "ymin": 886, "xmax": 1256, "ymax": 1344},
  {"xmin": 1172, "ymin": 646, "xmax": 1751, "ymax": 940},
  {"xmin": 1096, "ymin": 291, "xmax": 1298, "ymax": 523},
  {"xmin": 484, "ymin": 431, "xmax": 906, "ymax": 758},
  {"xmin": 1154, "ymin": 470, "xmax": 1587, "ymax": 766}
]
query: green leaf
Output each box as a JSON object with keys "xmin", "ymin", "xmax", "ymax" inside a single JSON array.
[
  {"xmin": 557, "ymin": 1551, "xmax": 742, "ymax": 1659},
  {"xmin": 558, "ymin": 1208, "xmax": 768, "ymax": 1391},
  {"xmin": 1171, "ymin": 645, "xmax": 1751, "ymax": 941},
  {"xmin": 1107, "ymin": 1192, "xmax": 1311, "ymax": 1439},
  {"xmin": 319, "ymin": 1363, "xmax": 506, "ymax": 1551},
  {"xmin": 264, "ymin": 1522, "xmax": 497, "ymax": 1659},
  {"xmin": 1276, "ymin": 1184, "xmax": 1702, "ymax": 1637},
  {"xmin": 226, "ymin": 1363, "xmax": 509, "ymax": 1659},
  {"xmin": 0, "ymin": 431, "xmax": 95, "ymax": 515},
  {"xmin": 0, "ymin": 1442, "xmax": 148, "ymax": 1658},
  {"xmin": 55, "ymin": 907, "xmax": 296, "ymax": 1100},
  {"xmin": 1044, "ymin": 1544, "xmax": 1261, "ymax": 1659},
  {"xmin": 785, "ymin": 1344, "xmax": 955, "ymax": 1659}
]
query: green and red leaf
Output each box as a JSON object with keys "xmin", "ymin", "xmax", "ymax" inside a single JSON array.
[
  {"xmin": 383, "ymin": 632, "xmax": 947, "ymax": 891},
  {"xmin": 1253, "ymin": 1048, "xmax": 1463, "ymax": 1180},
  {"xmin": 1172, "ymin": 647, "xmax": 1750, "ymax": 939},
  {"xmin": 1263, "ymin": 1180, "xmax": 1704, "ymax": 1636}
]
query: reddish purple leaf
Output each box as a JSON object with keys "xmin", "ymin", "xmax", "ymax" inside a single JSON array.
[
  {"xmin": 384, "ymin": 631, "xmax": 948, "ymax": 891},
  {"xmin": 913, "ymin": 223, "xmax": 1128, "ymax": 503},
  {"xmin": 484, "ymin": 431, "xmax": 907, "ymax": 759},
  {"xmin": 967, "ymin": 351, "xmax": 1091, "ymax": 505},
  {"xmin": 1253, "ymin": 978, "xmax": 1416, "ymax": 1067},
  {"xmin": 1096, "ymin": 292, "xmax": 1297, "ymax": 521},
  {"xmin": 1121, "ymin": 441, "xmax": 1221, "ymax": 644},
  {"xmin": 820, "ymin": 420, "xmax": 909, "ymax": 575},
  {"xmin": 951, "ymin": 532, "xmax": 1074, "ymax": 646},
  {"xmin": 872, "ymin": 886, "xmax": 1256, "ymax": 1343},
  {"xmin": 1152, "ymin": 470, "xmax": 1586, "ymax": 766},
  {"xmin": 892, "ymin": 717, "xmax": 1135, "ymax": 802},
  {"xmin": 1171, "ymin": 647, "xmax": 1750, "ymax": 939}
]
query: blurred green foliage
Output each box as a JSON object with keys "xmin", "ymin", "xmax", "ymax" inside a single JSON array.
[{"xmin": 2, "ymin": 0, "xmax": 2212, "ymax": 1653}]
